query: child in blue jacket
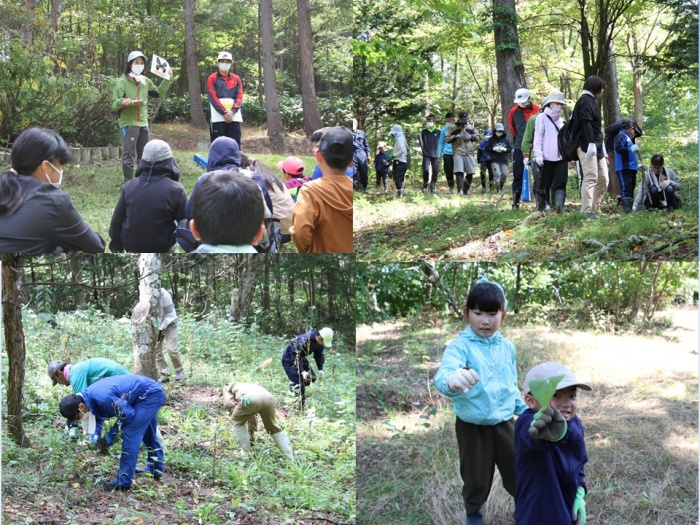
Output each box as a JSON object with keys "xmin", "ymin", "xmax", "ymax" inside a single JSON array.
[
  {"xmin": 434, "ymin": 279, "xmax": 527, "ymax": 525},
  {"xmin": 613, "ymin": 119, "xmax": 640, "ymax": 213},
  {"xmin": 477, "ymin": 129, "xmax": 494, "ymax": 193},
  {"xmin": 515, "ymin": 362, "xmax": 591, "ymax": 525}
]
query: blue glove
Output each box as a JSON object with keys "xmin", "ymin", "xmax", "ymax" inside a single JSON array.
[
  {"xmin": 104, "ymin": 425, "xmax": 119, "ymax": 447},
  {"xmin": 241, "ymin": 396, "xmax": 251, "ymax": 407},
  {"xmin": 90, "ymin": 433, "xmax": 100, "ymax": 445}
]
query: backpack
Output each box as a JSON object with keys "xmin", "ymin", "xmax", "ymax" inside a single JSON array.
[{"xmin": 557, "ymin": 116, "xmax": 580, "ymax": 162}]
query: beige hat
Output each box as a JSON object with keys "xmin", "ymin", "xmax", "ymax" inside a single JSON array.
[
  {"xmin": 542, "ymin": 90, "xmax": 566, "ymax": 107},
  {"xmin": 523, "ymin": 362, "xmax": 591, "ymax": 394}
]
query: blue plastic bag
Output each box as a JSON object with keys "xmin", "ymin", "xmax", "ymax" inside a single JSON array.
[{"xmin": 521, "ymin": 165, "xmax": 532, "ymax": 202}]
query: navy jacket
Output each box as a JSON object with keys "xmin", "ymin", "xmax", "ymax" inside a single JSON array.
[
  {"xmin": 614, "ymin": 129, "xmax": 639, "ymax": 172},
  {"xmin": 486, "ymin": 135, "xmax": 512, "ymax": 164},
  {"xmin": 282, "ymin": 329, "xmax": 325, "ymax": 371},
  {"xmin": 514, "ymin": 410, "xmax": 588, "ymax": 525},
  {"xmin": 420, "ymin": 127, "xmax": 441, "ymax": 158},
  {"xmin": 374, "ymin": 151, "xmax": 390, "ymax": 174}
]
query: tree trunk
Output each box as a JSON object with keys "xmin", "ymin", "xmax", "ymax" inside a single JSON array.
[
  {"xmin": 296, "ymin": 0, "xmax": 323, "ymax": 135},
  {"xmin": 260, "ymin": 0, "xmax": 286, "ymax": 140},
  {"xmin": 492, "ymin": 0, "xmax": 527, "ymax": 136},
  {"xmin": 2, "ymin": 254, "xmax": 30, "ymax": 447},
  {"xmin": 68, "ymin": 256, "xmax": 86, "ymax": 309},
  {"xmin": 230, "ymin": 256, "xmax": 263, "ymax": 321},
  {"xmin": 184, "ymin": 0, "xmax": 208, "ymax": 129},
  {"xmin": 600, "ymin": 39, "xmax": 621, "ymax": 128},
  {"xmin": 132, "ymin": 254, "xmax": 161, "ymax": 378}
]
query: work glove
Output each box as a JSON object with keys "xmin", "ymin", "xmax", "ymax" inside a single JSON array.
[
  {"xmin": 659, "ymin": 180, "xmax": 671, "ymax": 191},
  {"xmin": 463, "ymin": 133, "xmax": 473, "ymax": 141},
  {"xmin": 631, "ymin": 144, "xmax": 639, "ymax": 152},
  {"xmin": 572, "ymin": 487, "xmax": 586, "ymax": 525},
  {"xmin": 447, "ymin": 368, "xmax": 480, "ymax": 392},
  {"xmin": 523, "ymin": 157, "xmax": 530, "ymax": 167},
  {"xmin": 602, "ymin": 141, "xmax": 608, "ymax": 159},
  {"xmin": 301, "ymin": 371, "xmax": 310, "ymax": 381},
  {"xmin": 535, "ymin": 155, "xmax": 544, "ymax": 167},
  {"xmin": 318, "ymin": 370, "xmax": 325, "ymax": 380},
  {"xmin": 90, "ymin": 433, "xmax": 101, "ymax": 446},
  {"xmin": 529, "ymin": 405, "xmax": 567, "ymax": 442},
  {"xmin": 585, "ymin": 143, "xmax": 597, "ymax": 158},
  {"xmin": 241, "ymin": 396, "xmax": 251, "ymax": 407}
]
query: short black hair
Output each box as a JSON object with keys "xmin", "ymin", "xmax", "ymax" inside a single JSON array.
[
  {"xmin": 583, "ymin": 75, "xmax": 605, "ymax": 96},
  {"xmin": 650, "ymin": 154, "xmax": 664, "ymax": 166},
  {"xmin": 465, "ymin": 282, "xmax": 506, "ymax": 313},
  {"xmin": 192, "ymin": 170, "xmax": 264, "ymax": 246},
  {"xmin": 445, "ymin": 112, "xmax": 454, "ymax": 118}
]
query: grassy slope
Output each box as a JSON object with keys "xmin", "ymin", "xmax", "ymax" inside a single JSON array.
[
  {"xmin": 2, "ymin": 309, "xmax": 356, "ymax": 524},
  {"xmin": 356, "ymin": 308, "xmax": 698, "ymax": 525},
  {"xmin": 354, "ymin": 174, "xmax": 698, "ymax": 261}
]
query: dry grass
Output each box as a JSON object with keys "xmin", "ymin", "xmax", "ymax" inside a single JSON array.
[{"xmin": 356, "ymin": 308, "xmax": 698, "ymax": 525}]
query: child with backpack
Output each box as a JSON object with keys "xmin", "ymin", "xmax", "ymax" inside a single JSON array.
[{"xmin": 279, "ymin": 156, "xmax": 310, "ymax": 203}]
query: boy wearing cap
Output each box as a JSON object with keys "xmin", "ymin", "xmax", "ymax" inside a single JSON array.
[
  {"xmin": 59, "ymin": 374, "xmax": 166, "ymax": 491},
  {"xmin": 281, "ymin": 327, "xmax": 334, "ymax": 407},
  {"xmin": 434, "ymin": 279, "xmax": 527, "ymax": 525},
  {"xmin": 515, "ymin": 362, "xmax": 590, "ymax": 525},
  {"xmin": 222, "ymin": 381, "xmax": 294, "ymax": 460},
  {"xmin": 374, "ymin": 141, "xmax": 390, "ymax": 192},
  {"xmin": 279, "ymin": 156, "xmax": 310, "ymax": 202},
  {"xmin": 477, "ymin": 129, "xmax": 494, "ymax": 194},
  {"xmin": 290, "ymin": 126, "xmax": 353, "ymax": 253},
  {"xmin": 445, "ymin": 111, "xmax": 479, "ymax": 196},
  {"xmin": 190, "ymin": 170, "xmax": 265, "ymax": 253},
  {"xmin": 508, "ymin": 88, "xmax": 540, "ymax": 209},
  {"xmin": 420, "ymin": 114, "xmax": 442, "ymax": 193},
  {"xmin": 613, "ymin": 119, "xmax": 640, "ymax": 213},
  {"xmin": 112, "ymin": 51, "xmax": 173, "ymax": 183},
  {"xmin": 109, "ymin": 139, "xmax": 187, "ymax": 253},
  {"xmin": 207, "ymin": 51, "xmax": 244, "ymax": 147},
  {"xmin": 487, "ymin": 124, "xmax": 512, "ymax": 194}
]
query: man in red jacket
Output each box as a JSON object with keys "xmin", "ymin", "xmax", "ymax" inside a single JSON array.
[
  {"xmin": 207, "ymin": 51, "xmax": 244, "ymax": 147},
  {"xmin": 508, "ymin": 88, "xmax": 540, "ymax": 209}
]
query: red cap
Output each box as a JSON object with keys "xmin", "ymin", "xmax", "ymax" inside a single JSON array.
[{"xmin": 276, "ymin": 156, "xmax": 305, "ymax": 176}]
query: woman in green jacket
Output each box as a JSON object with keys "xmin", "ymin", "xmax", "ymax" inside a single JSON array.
[{"xmin": 111, "ymin": 51, "xmax": 172, "ymax": 183}]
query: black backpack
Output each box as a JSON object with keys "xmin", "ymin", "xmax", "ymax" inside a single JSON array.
[{"xmin": 557, "ymin": 116, "xmax": 580, "ymax": 162}]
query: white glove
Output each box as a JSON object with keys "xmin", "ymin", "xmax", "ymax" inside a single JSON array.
[
  {"xmin": 632, "ymin": 205, "xmax": 637, "ymax": 211},
  {"xmin": 523, "ymin": 157, "xmax": 530, "ymax": 167},
  {"xmin": 631, "ymin": 144, "xmax": 639, "ymax": 152},
  {"xmin": 301, "ymin": 371, "xmax": 309, "ymax": 380},
  {"xmin": 318, "ymin": 370, "xmax": 324, "ymax": 380},
  {"xmin": 536, "ymin": 155, "xmax": 544, "ymax": 167},
  {"xmin": 659, "ymin": 180, "xmax": 671, "ymax": 191},
  {"xmin": 585, "ymin": 143, "xmax": 597, "ymax": 158},
  {"xmin": 447, "ymin": 368, "xmax": 480, "ymax": 392}
]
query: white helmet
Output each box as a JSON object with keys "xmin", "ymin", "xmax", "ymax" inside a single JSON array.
[
  {"xmin": 127, "ymin": 51, "xmax": 147, "ymax": 63},
  {"xmin": 513, "ymin": 88, "xmax": 530, "ymax": 104},
  {"xmin": 217, "ymin": 51, "xmax": 233, "ymax": 61}
]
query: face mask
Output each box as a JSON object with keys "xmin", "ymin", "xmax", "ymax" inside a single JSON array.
[
  {"xmin": 426, "ymin": 121, "xmax": 435, "ymax": 128},
  {"xmin": 131, "ymin": 64, "xmax": 145, "ymax": 75},
  {"xmin": 518, "ymin": 102, "xmax": 528, "ymax": 108},
  {"xmin": 496, "ymin": 132, "xmax": 504, "ymax": 137},
  {"xmin": 549, "ymin": 104, "xmax": 562, "ymax": 112},
  {"xmin": 219, "ymin": 63, "xmax": 231, "ymax": 73},
  {"xmin": 44, "ymin": 161, "xmax": 63, "ymax": 188}
]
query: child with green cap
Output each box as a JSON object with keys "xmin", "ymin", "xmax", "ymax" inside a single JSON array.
[
  {"xmin": 434, "ymin": 278, "xmax": 527, "ymax": 525},
  {"xmin": 515, "ymin": 362, "xmax": 591, "ymax": 525}
]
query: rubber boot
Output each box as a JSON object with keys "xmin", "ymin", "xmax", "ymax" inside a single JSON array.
[
  {"xmin": 463, "ymin": 173, "xmax": 473, "ymax": 195},
  {"xmin": 512, "ymin": 191, "xmax": 521, "ymax": 210},
  {"xmin": 122, "ymin": 165, "xmax": 134, "ymax": 183},
  {"xmin": 272, "ymin": 430, "xmax": 295, "ymax": 461},
  {"xmin": 456, "ymin": 173, "xmax": 464, "ymax": 195},
  {"xmin": 535, "ymin": 193, "xmax": 547, "ymax": 212},
  {"xmin": 554, "ymin": 190, "xmax": 566, "ymax": 213},
  {"xmin": 621, "ymin": 197, "xmax": 633, "ymax": 213},
  {"xmin": 234, "ymin": 425, "xmax": 251, "ymax": 453},
  {"xmin": 430, "ymin": 182, "xmax": 436, "ymax": 194}
]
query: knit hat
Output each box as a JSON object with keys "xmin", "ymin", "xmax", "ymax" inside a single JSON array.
[
  {"xmin": 542, "ymin": 90, "xmax": 566, "ymax": 107},
  {"xmin": 276, "ymin": 156, "xmax": 305, "ymax": 176},
  {"xmin": 142, "ymin": 140, "xmax": 173, "ymax": 163}
]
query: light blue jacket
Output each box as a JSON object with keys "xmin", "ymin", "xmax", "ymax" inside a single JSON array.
[
  {"xmin": 438, "ymin": 124, "xmax": 453, "ymax": 157},
  {"xmin": 434, "ymin": 326, "xmax": 527, "ymax": 425}
]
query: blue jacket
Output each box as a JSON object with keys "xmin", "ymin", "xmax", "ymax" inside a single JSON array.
[
  {"xmin": 514, "ymin": 410, "xmax": 588, "ymax": 525},
  {"xmin": 614, "ymin": 129, "xmax": 639, "ymax": 172},
  {"xmin": 282, "ymin": 329, "xmax": 325, "ymax": 371},
  {"xmin": 81, "ymin": 375, "xmax": 164, "ymax": 435},
  {"xmin": 477, "ymin": 139, "xmax": 491, "ymax": 164},
  {"xmin": 438, "ymin": 124, "xmax": 453, "ymax": 156},
  {"xmin": 434, "ymin": 326, "xmax": 527, "ymax": 425}
]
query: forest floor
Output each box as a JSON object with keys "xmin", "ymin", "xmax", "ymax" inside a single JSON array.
[
  {"xmin": 353, "ymin": 174, "xmax": 698, "ymax": 262},
  {"xmin": 356, "ymin": 306, "xmax": 698, "ymax": 524},
  {"xmin": 2, "ymin": 310, "xmax": 356, "ymax": 524}
]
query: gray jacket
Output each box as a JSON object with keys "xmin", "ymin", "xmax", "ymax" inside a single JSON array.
[{"xmin": 633, "ymin": 166, "xmax": 681, "ymax": 210}]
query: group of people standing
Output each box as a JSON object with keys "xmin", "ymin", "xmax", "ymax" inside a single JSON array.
[{"xmin": 374, "ymin": 75, "xmax": 681, "ymax": 216}]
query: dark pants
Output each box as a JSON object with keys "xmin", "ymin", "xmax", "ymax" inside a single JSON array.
[
  {"xmin": 211, "ymin": 121, "xmax": 241, "ymax": 148},
  {"xmin": 354, "ymin": 159, "xmax": 369, "ymax": 189},
  {"xmin": 422, "ymin": 156, "xmax": 439, "ymax": 188},
  {"xmin": 120, "ymin": 126, "xmax": 150, "ymax": 170},
  {"xmin": 538, "ymin": 160, "xmax": 569, "ymax": 196},
  {"xmin": 512, "ymin": 148, "xmax": 524, "ymax": 193},
  {"xmin": 479, "ymin": 162, "xmax": 494, "ymax": 187},
  {"xmin": 456, "ymin": 418, "xmax": 516, "ymax": 515},
  {"xmin": 392, "ymin": 160, "xmax": 407, "ymax": 191},
  {"xmin": 443, "ymin": 154, "xmax": 454, "ymax": 188},
  {"xmin": 282, "ymin": 357, "xmax": 316, "ymax": 401},
  {"xmin": 645, "ymin": 185, "xmax": 677, "ymax": 209},
  {"xmin": 376, "ymin": 171, "xmax": 389, "ymax": 189},
  {"xmin": 616, "ymin": 169, "xmax": 637, "ymax": 200}
]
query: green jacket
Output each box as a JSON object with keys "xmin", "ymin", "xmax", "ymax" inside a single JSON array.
[
  {"xmin": 520, "ymin": 110, "xmax": 539, "ymax": 159},
  {"xmin": 69, "ymin": 357, "xmax": 130, "ymax": 394},
  {"xmin": 111, "ymin": 74, "xmax": 171, "ymax": 128}
]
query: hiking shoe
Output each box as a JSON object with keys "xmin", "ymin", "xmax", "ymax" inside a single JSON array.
[
  {"xmin": 174, "ymin": 373, "xmax": 185, "ymax": 381},
  {"xmin": 103, "ymin": 481, "xmax": 131, "ymax": 491}
]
